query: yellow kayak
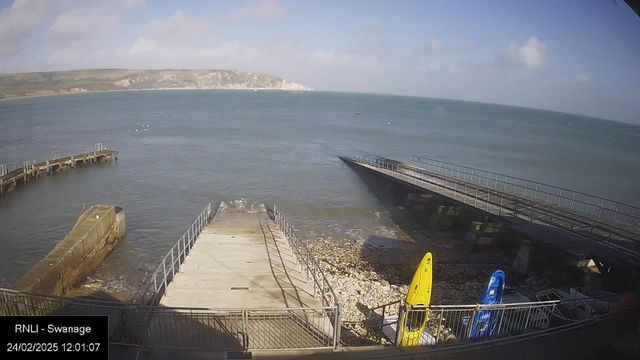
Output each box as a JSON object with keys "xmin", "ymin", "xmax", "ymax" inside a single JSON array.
[{"xmin": 400, "ymin": 252, "xmax": 433, "ymax": 346}]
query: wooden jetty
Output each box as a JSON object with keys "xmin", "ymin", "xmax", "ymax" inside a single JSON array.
[{"xmin": 0, "ymin": 143, "xmax": 117, "ymax": 198}]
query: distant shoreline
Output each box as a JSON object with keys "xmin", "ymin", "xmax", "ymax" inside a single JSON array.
[{"xmin": 0, "ymin": 87, "xmax": 312, "ymax": 102}]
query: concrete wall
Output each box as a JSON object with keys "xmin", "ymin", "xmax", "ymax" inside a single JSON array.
[{"xmin": 13, "ymin": 204, "xmax": 126, "ymax": 296}]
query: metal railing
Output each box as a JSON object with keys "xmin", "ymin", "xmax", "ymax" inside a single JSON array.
[
  {"xmin": 1, "ymin": 144, "xmax": 112, "ymax": 177},
  {"xmin": 273, "ymin": 204, "xmax": 342, "ymax": 348},
  {"xmin": 364, "ymin": 299, "xmax": 640, "ymax": 360},
  {"xmin": 403, "ymin": 296, "xmax": 622, "ymax": 346},
  {"xmin": 0, "ymin": 287, "xmax": 143, "ymax": 345},
  {"xmin": 1, "ymin": 204, "xmax": 341, "ymax": 351},
  {"xmin": 139, "ymin": 203, "xmax": 214, "ymax": 306},
  {"xmin": 366, "ymin": 293, "xmax": 627, "ymax": 348},
  {"xmin": 0, "ymin": 287, "xmax": 337, "ymax": 350},
  {"xmin": 354, "ymin": 155, "xmax": 640, "ymax": 264},
  {"xmin": 142, "ymin": 305, "xmax": 337, "ymax": 350},
  {"xmin": 2, "ymin": 286, "xmax": 634, "ymax": 353},
  {"xmin": 410, "ymin": 155, "xmax": 640, "ymax": 227}
]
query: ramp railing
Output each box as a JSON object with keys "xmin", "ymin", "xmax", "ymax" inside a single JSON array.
[
  {"xmin": 410, "ymin": 155, "xmax": 640, "ymax": 227},
  {"xmin": 1, "ymin": 287, "xmax": 635, "ymax": 352},
  {"xmin": 354, "ymin": 155, "xmax": 640, "ymax": 264},
  {"xmin": 139, "ymin": 203, "xmax": 214, "ymax": 306},
  {"xmin": 273, "ymin": 204, "xmax": 342, "ymax": 349}
]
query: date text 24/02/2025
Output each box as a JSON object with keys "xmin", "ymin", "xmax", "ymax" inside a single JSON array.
[
  {"xmin": 6, "ymin": 342, "xmax": 101, "ymax": 353},
  {"xmin": 2, "ymin": 316, "xmax": 108, "ymax": 359}
]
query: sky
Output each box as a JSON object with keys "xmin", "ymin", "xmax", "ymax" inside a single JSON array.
[{"xmin": 1, "ymin": 0, "xmax": 640, "ymax": 124}]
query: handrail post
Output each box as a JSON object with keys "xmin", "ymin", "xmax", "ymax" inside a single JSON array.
[
  {"xmin": 394, "ymin": 305, "xmax": 404, "ymax": 347},
  {"xmin": 138, "ymin": 305, "xmax": 149, "ymax": 350},
  {"xmin": 467, "ymin": 305, "xmax": 478, "ymax": 340},
  {"xmin": 333, "ymin": 303, "xmax": 342, "ymax": 350},
  {"xmin": 599, "ymin": 199, "xmax": 603, "ymax": 217},
  {"xmin": 162, "ymin": 259, "xmax": 168, "ymax": 295},
  {"xmin": 559, "ymin": 189, "xmax": 562, "ymax": 206},
  {"xmin": 242, "ymin": 309, "xmax": 249, "ymax": 349},
  {"xmin": 474, "ymin": 188, "xmax": 478, "ymax": 206},
  {"xmin": 171, "ymin": 250, "xmax": 175, "ymax": 279},
  {"xmin": 436, "ymin": 308, "xmax": 444, "ymax": 343}
]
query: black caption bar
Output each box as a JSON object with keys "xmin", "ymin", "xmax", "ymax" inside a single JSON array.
[{"xmin": 1, "ymin": 316, "xmax": 108, "ymax": 359}]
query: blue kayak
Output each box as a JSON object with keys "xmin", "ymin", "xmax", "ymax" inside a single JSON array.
[{"xmin": 469, "ymin": 270, "xmax": 505, "ymax": 340}]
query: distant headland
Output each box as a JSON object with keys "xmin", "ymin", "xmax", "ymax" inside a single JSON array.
[{"xmin": 0, "ymin": 69, "xmax": 312, "ymax": 100}]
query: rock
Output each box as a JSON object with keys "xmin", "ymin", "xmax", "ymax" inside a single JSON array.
[
  {"xmin": 83, "ymin": 281, "xmax": 102, "ymax": 290},
  {"xmin": 306, "ymin": 228, "xmax": 534, "ymax": 346}
]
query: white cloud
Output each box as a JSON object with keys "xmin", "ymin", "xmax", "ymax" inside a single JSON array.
[
  {"xmin": 506, "ymin": 37, "xmax": 547, "ymax": 68},
  {"xmin": 576, "ymin": 72, "xmax": 592, "ymax": 85},
  {"xmin": 128, "ymin": 38, "xmax": 158, "ymax": 55},
  {"xmin": 0, "ymin": 0, "xmax": 50, "ymax": 56},
  {"xmin": 142, "ymin": 10, "xmax": 212, "ymax": 43},
  {"xmin": 225, "ymin": 0, "xmax": 288, "ymax": 21},
  {"xmin": 413, "ymin": 40, "xmax": 443, "ymax": 55},
  {"xmin": 47, "ymin": 9, "xmax": 119, "ymax": 44}
]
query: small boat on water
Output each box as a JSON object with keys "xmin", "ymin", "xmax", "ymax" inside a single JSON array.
[
  {"xmin": 156, "ymin": 111, "xmax": 163, "ymax": 115},
  {"xmin": 355, "ymin": 112, "xmax": 361, "ymax": 115}
]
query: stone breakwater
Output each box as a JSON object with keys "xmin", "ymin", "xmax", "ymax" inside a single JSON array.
[{"xmin": 308, "ymin": 229, "xmax": 589, "ymax": 345}]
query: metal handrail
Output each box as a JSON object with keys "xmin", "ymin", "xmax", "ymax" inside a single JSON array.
[
  {"xmin": 2, "ymin": 285, "xmax": 632, "ymax": 351},
  {"xmin": 273, "ymin": 204, "xmax": 342, "ymax": 349},
  {"xmin": 361, "ymin": 155, "xmax": 640, "ymax": 241},
  {"xmin": 402, "ymin": 158, "xmax": 640, "ymax": 245},
  {"xmin": 354, "ymin": 155, "xmax": 640, "ymax": 262},
  {"xmin": 0, "ymin": 286, "xmax": 338, "ymax": 350},
  {"xmin": 139, "ymin": 203, "xmax": 214, "ymax": 305},
  {"xmin": 410, "ymin": 155, "xmax": 640, "ymax": 227},
  {"xmin": 0, "ymin": 145, "xmax": 114, "ymax": 179},
  {"xmin": 273, "ymin": 204, "xmax": 339, "ymax": 307},
  {"xmin": 379, "ymin": 292, "xmax": 629, "ymax": 348},
  {"xmin": 363, "ymin": 302, "xmax": 640, "ymax": 358}
]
